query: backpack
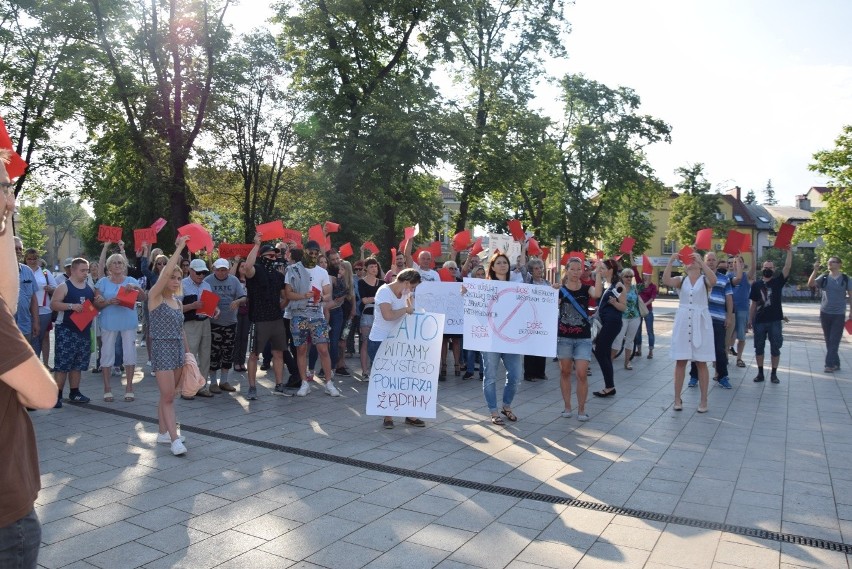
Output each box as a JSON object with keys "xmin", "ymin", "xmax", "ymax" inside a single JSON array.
[{"xmin": 817, "ymin": 273, "xmax": 849, "ymax": 289}]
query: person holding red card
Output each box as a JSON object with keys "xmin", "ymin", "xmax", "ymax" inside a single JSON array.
[
  {"xmin": 94, "ymin": 248, "xmax": 147, "ymax": 402},
  {"xmin": 180, "ymin": 259, "xmax": 218, "ymax": 399},
  {"xmin": 48, "ymin": 259, "xmax": 95, "ymax": 408},
  {"xmin": 663, "ymin": 250, "xmax": 717, "ymax": 413},
  {"xmin": 807, "ymin": 256, "xmax": 851, "ymax": 373},
  {"xmin": 748, "ymin": 248, "xmax": 792, "ymax": 384}
]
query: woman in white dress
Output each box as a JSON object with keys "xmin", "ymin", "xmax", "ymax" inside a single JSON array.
[{"xmin": 662, "ymin": 251, "xmax": 717, "ymax": 413}]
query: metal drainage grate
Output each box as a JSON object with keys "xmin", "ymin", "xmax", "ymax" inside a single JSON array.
[{"xmin": 73, "ymin": 403, "xmax": 852, "ymax": 554}]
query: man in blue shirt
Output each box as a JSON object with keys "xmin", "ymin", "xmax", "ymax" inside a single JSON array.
[
  {"xmin": 726, "ymin": 256, "xmax": 753, "ymax": 369},
  {"xmin": 13, "ymin": 237, "xmax": 39, "ymax": 347},
  {"xmin": 689, "ymin": 253, "xmax": 734, "ymax": 389}
]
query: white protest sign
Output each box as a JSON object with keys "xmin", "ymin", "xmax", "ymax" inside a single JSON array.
[
  {"xmin": 414, "ymin": 281, "xmax": 464, "ymax": 334},
  {"xmin": 366, "ymin": 312, "xmax": 445, "ymax": 419},
  {"xmin": 462, "ymin": 278, "xmax": 558, "ymax": 357},
  {"xmin": 487, "ymin": 233, "xmax": 521, "ymax": 262}
]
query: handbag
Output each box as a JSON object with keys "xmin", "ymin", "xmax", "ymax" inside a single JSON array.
[
  {"xmin": 638, "ymin": 298, "xmax": 649, "ymax": 318},
  {"xmin": 181, "ymin": 352, "xmax": 207, "ymax": 397}
]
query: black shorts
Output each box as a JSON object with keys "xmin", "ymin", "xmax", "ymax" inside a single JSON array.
[{"xmin": 249, "ymin": 320, "xmax": 286, "ymax": 354}]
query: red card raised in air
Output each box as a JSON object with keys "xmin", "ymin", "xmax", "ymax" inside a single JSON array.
[
  {"xmin": 218, "ymin": 243, "xmax": 255, "ymax": 259},
  {"xmin": 338, "ymin": 242, "xmax": 354, "ymax": 259},
  {"xmin": 324, "ymin": 221, "xmax": 340, "ymax": 233},
  {"xmin": 527, "ymin": 238, "xmax": 542, "ymax": 257},
  {"xmin": 69, "ymin": 299, "xmax": 98, "ymax": 332},
  {"xmin": 116, "ymin": 286, "xmax": 138, "ymax": 309},
  {"xmin": 133, "ymin": 228, "xmax": 157, "ymax": 251},
  {"xmin": 151, "ymin": 217, "xmax": 168, "ymax": 233},
  {"xmin": 255, "ymin": 220, "xmax": 286, "ymax": 241},
  {"xmin": 307, "ymin": 224, "xmax": 325, "ymax": 248},
  {"xmin": 741, "ymin": 233, "xmax": 752, "ymax": 253},
  {"xmin": 470, "ymin": 238, "xmax": 484, "ymax": 256},
  {"xmin": 566, "ymin": 251, "xmax": 586, "ymax": 265},
  {"xmin": 507, "ymin": 219, "xmax": 525, "ymax": 241},
  {"xmin": 452, "ymin": 230, "xmax": 472, "ymax": 252},
  {"xmin": 0, "ymin": 117, "xmax": 27, "ymax": 179},
  {"xmin": 619, "ymin": 237, "xmax": 635, "ymax": 254},
  {"xmin": 723, "ymin": 230, "xmax": 745, "ymax": 255},
  {"xmin": 282, "ymin": 228, "xmax": 303, "ymax": 247},
  {"xmin": 98, "ymin": 225, "xmax": 122, "ymax": 243},
  {"xmin": 774, "ymin": 223, "xmax": 796, "ymax": 250},
  {"xmin": 197, "ymin": 289, "xmax": 220, "ymax": 318},
  {"xmin": 363, "ymin": 241, "xmax": 379, "ymax": 255},
  {"xmin": 177, "ymin": 223, "xmax": 214, "ymax": 254},
  {"xmin": 642, "ymin": 254, "xmax": 653, "ymax": 275},
  {"xmin": 695, "ymin": 228, "xmax": 713, "ymax": 251},
  {"xmin": 428, "ymin": 241, "xmax": 442, "ymax": 260},
  {"xmin": 404, "ymin": 224, "xmax": 419, "ymax": 239},
  {"xmin": 678, "ymin": 245, "xmax": 695, "ymax": 266},
  {"xmin": 541, "ymin": 247, "xmax": 550, "ymax": 262}
]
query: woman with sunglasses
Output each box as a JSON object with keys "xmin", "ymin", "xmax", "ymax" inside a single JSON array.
[{"xmin": 610, "ymin": 268, "xmax": 642, "ymax": 370}]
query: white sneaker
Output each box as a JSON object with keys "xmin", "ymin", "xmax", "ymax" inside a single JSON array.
[
  {"xmin": 156, "ymin": 432, "xmax": 185, "ymax": 444},
  {"xmin": 324, "ymin": 381, "xmax": 340, "ymax": 397},
  {"xmin": 171, "ymin": 439, "xmax": 187, "ymax": 456},
  {"xmin": 296, "ymin": 382, "xmax": 310, "ymax": 397}
]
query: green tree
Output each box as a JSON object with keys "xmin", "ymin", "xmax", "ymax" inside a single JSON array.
[
  {"xmin": 797, "ymin": 125, "xmax": 852, "ymax": 267},
  {"xmin": 763, "ymin": 178, "xmax": 777, "ymax": 205},
  {"xmin": 15, "ymin": 204, "xmax": 48, "ymax": 252},
  {"xmin": 666, "ymin": 163, "xmax": 730, "ymax": 248},
  {"xmin": 744, "ymin": 188, "xmax": 757, "ymax": 205},
  {"xmin": 42, "ymin": 196, "xmax": 89, "ymax": 265},
  {"xmin": 600, "ymin": 183, "xmax": 661, "ymax": 256}
]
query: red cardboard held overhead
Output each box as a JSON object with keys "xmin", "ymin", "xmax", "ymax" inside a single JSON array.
[
  {"xmin": 404, "ymin": 224, "xmax": 419, "ymax": 239},
  {"xmin": 255, "ymin": 220, "xmax": 286, "ymax": 241},
  {"xmin": 218, "ymin": 243, "xmax": 255, "ymax": 259},
  {"xmin": 774, "ymin": 223, "xmax": 796, "ymax": 250},
  {"xmin": 307, "ymin": 224, "xmax": 326, "ymax": 248},
  {"xmin": 642, "ymin": 254, "xmax": 653, "ymax": 275},
  {"xmin": 560, "ymin": 252, "xmax": 570, "ymax": 266},
  {"xmin": 741, "ymin": 233, "xmax": 752, "ymax": 253},
  {"xmin": 695, "ymin": 228, "xmax": 714, "ymax": 251},
  {"xmin": 0, "ymin": 116, "xmax": 27, "ymax": 179},
  {"xmin": 470, "ymin": 238, "xmax": 484, "ymax": 256},
  {"xmin": 97, "ymin": 225, "xmax": 122, "ymax": 243},
  {"xmin": 363, "ymin": 241, "xmax": 379, "ymax": 255},
  {"xmin": 678, "ymin": 245, "xmax": 695, "ymax": 266},
  {"xmin": 452, "ymin": 230, "xmax": 472, "ymax": 252},
  {"xmin": 133, "ymin": 228, "xmax": 157, "ymax": 252},
  {"xmin": 151, "ymin": 217, "xmax": 168, "ymax": 233},
  {"xmin": 282, "ymin": 228, "xmax": 303, "ymax": 247},
  {"xmin": 338, "ymin": 242, "xmax": 354, "ymax": 259},
  {"xmin": 507, "ymin": 219, "xmax": 525, "ymax": 241},
  {"xmin": 438, "ymin": 268, "xmax": 455, "ymax": 282},
  {"xmin": 177, "ymin": 223, "xmax": 214, "ymax": 254},
  {"xmin": 619, "ymin": 237, "xmax": 636, "ymax": 254},
  {"xmin": 428, "ymin": 241, "xmax": 442, "ymax": 260},
  {"xmin": 324, "ymin": 221, "xmax": 340, "ymax": 233},
  {"xmin": 723, "ymin": 230, "xmax": 745, "ymax": 255},
  {"xmin": 541, "ymin": 247, "xmax": 550, "ymax": 262},
  {"xmin": 527, "ymin": 238, "xmax": 542, "ymax": 257},
  {"xmin": 390, "ymin": 247, "xmax": 397, "ymax": 262},
  {"xmin": 566, "ymin": 251, "xmax": 586, "ymax": 265}
]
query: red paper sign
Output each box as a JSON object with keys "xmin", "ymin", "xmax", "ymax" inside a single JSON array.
[
  {"xmin": 177, "ymin": 223, "xmax": 214, "ymax": 254},
  {"xmin": 507, "ymin": 219, "xmax": 525, "ymax": 241},
  {"xmin": 312, "ymin": 286, "xmax": 321, "ymax": 302},
  {"xmin": 722, "ymin": 230, "xmax": 744, "ymax": 255},
  {"xmin": 404, "ymin": 224, "xmax": 420, "ymax": 240},
  {"xmin": 196, "ymin": 289, "xmax": 220, "ymax": 318},
  {"xmin": 695, "ymin": 228, "xmax": 714, "ymax": 251},
  {"xmin": 390, "ymin": 247, "xmax": 397, "ymax": 262},
  {"xmin": 151, "ymin": 217, "xmax": 168, "ymax": 233},
  {"xmin": 69, "ymin": 299, "xmax": 98, "ymax": 332},
  {"xmin": 428, "ymin": 241, "xmax": 442, "ymax": 260},
  {"xmin": 0, "ymin": 117, "xmax": 27, "ymax": 179},
  {"xmin": 324, "ymin": 221, "xmax": 340, "ymax": 233},
  {"xmin": 438, "ymin": 268, "xmax": 455, "ymax": 282},
  {"xmin": 560, "ymin": 252, "xmax": 570, "ymax": 266},
  {"xmin": 741, "ymin": 233, "xmax": 752, "ymax": 253},
  {"xmin": 116, "ymin": 286, "xmax": 139, "ymax": 309},
  {"xmin": 527, "ymin": 238, "xmax": 542, "ymax": 257},
  {"xmin": 218, "ymin": 243, "xmax": 255, "ymax": 259},
  {"xmin": 307, "ymin": 224, "xmax": 326, "ymax": 248},
  {"xmin": 452, "ymin": 230, "xmax": 472, "ymax": 252},
  {"xmin": 541, "ymin": 247, "xmax": 550, "ymax": 262},
  {"xmin": 642, "ymin": 254, "xmax": 653, "ymax": 275},
  {"xmin": 679, "ymin": 245, "xmax": 695, "ymax": 266},
  {"xmin": 619, "ymin": 237, "xmax": 636, "ymax": 254},
  {"xmin": 470, "ymin": 238, "xmax": 484, "ymax": 256},
  {"xmin": 596, "ymin": 250, "xmax": 604, "ymax": 260},
  {"xmin": 97, "ymin": 225, "xmax": 122, "ymax": 243},
  {"xmin": 774, "ymin": 223, "xmax": 796, "ymax": 250},
  {"xmin": 565, "ymin": 251, "xmax": 586, "ymax": 265},
  {"xmin": 363, "ymin": 241, "xmax": 379, "ymax": 255},
  {"xmin": 255, "ymin": 220, "xmax": 286, "ymax": 241},
  {"xmin": 282, "ymin": 228, "xmax": 303, "ymax": 247},
  {"xmin": 133, "ymin": 228, "xmax": 157, "ymax": 251},
  {"xmin": 338, "ymin": 242, "xmax": 354, "ymax": 259}
]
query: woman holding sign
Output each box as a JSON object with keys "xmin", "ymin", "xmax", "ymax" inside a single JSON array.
[
  {"xmin": 367, "ymin": 268, "xmax": 424, "ymax": 429},
  {"xmin": 663, "ymin": 251, "xmax": 716, "ymax": 413},
  {"xmin": 558, "ymin": 257, "xmax": 603, "ymax": 421},
  {"xmin": 94, "ymin": 248, "xmax": 146, "ymax": 402}
]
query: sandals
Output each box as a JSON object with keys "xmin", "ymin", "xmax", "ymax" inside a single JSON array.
[
  {"xmin": 103, "ymin": 392, "xmax": 114, "ymax": 402},
  {"xmin": 124, "ymin": 391, "xmax": 135, "ymax": 402},
  {"xmin": 624, "ymin": 361, "xmax": 633, "ymax": 370},
  {"xmin": 500, "ymin": 407, "xmax": 517, "ymax": 422},
  {"xmin": 673, "ymin": 399, "xmax": 683, "ymax": 411},
  {"xmin": 736, "ymin": 359, "xmax": 746, "ymax": 368},
  {"xmin": 382, "ymin": 418, "xmax": 394, "ymax": 429},
  {"xmin": 490, "ymin": 415, "xmax": 505, "ymax": 426}
]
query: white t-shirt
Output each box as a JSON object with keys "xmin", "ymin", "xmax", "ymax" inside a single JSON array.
[
  {"xmin": 303, "ymin": 265, "xmax": 331, "ymax": 317},
  {"xmin": 32, "ymin": 268, "xmax": 57, "ymax": 315},
  {"xmin": 369, "ymin": 284, "xmax": 410, "ymax": 342},
  {"xmin": 415, "ymin": 264, "xmax": 440, "ymax": 282}
]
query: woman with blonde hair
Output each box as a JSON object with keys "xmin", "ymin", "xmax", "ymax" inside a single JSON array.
[{"xmin": 610, "ymin": 268, "xmax": 642, "ymax": 370}]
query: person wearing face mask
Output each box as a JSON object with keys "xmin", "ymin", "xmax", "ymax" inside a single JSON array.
[
  {"xmin": 687, "ymin": 253, "xmax": 734, "ymax": 390},
  {"xmin": 748, "ymin": 248, "xmax": 793, "ymax": 384}
]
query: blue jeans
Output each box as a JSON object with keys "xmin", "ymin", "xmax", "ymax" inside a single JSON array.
[
  {"xmin": 0, "ymin": 509, "xmax": 41, "ymax": 569},
  {"xmin": 367, "ymin": 339, "xmax": 382, "ymax": 365},
  {"xmin": 481, "ymin": 351, "xmax": 522, "ymax": 412},
  {"xmin": 633, "ymin": 312, "xmax": 655, "ymax": 350},
  {"xmin": 31, "ymin": 313, "xmax": 52, "ymax": 357}
]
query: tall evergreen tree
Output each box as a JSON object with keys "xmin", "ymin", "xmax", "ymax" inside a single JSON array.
[
  {"xmin": 763, "ymin": 178, "xmax": 778, "ymax": 205},
  {"xmin": 744, "ymin": 188, "xmax": 757, "ymax": 204}
]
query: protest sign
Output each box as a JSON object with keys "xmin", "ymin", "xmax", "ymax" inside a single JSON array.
[
  {"xmin": 414, "ymin": 282, "xmax": 464, "ymax": 334},
  {"xmin": 218, "ymin": 243, "xmax": 255, "ymax": 259},
  {"xmin": 97, "ymin": 225, "xmax": 122, "ymax": 243},
  {"xmin": 462, "ymin": 278, "xmax": 558, "ymax": 357},
  {"xmin": 366, "ymin": 312, "xmax": 445, "ymax": 419},
  {"xmin": 487, "ymin": 233, "xmax": 521, "ymax": 261},
  {"xmin": 255, "ymin": 220, "xmax": 286, "ymax": 241}
]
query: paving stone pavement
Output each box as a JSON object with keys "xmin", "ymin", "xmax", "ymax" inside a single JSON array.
[{"xmin": 30, "ymin": 300, "xmax": 852, "ymax": 568}]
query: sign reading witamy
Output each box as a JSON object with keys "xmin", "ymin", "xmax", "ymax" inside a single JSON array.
[
  {"xmin": 366, "ymin": 312, "xmax": 445, "ymax": 419},
  {"xmin": 463, "ymin": 278, "xmax": 558, "ymax": 357},
  {"xmin": 413, "ymin": 282, "xmax": 464, "ymax": 334}
]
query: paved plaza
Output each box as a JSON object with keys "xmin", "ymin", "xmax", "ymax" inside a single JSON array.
[{"xmin": 30, "ymin": 300, "xmax": 852, "ymax": 568}]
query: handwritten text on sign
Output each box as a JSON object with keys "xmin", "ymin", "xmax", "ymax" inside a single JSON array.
[
  {"xmin": 462, "ymin": 278, "xmax": 558, "ymax": 357},
  {"xmin": 413, "ymin": 281, "xmax": 464, "ymax": 335},
  {"xmin": 366, "ymin": 312, "xmax": 444, "ymax": 419}
]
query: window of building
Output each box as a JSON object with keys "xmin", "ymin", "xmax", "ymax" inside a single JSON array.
[
  {"xmin": 733, "ymin": 214, "xmax": 744, "ymax": 222},
  {"xmin": 714, "ymin": 212, "xmax": 725, "ymax": 220},
  {"xmin": 757, "ymin": 216, "xmax": 770, "ymax": 223},
  {"xmin": 662, "ymin": 239, "xmax": 676, "ymax": 255}
]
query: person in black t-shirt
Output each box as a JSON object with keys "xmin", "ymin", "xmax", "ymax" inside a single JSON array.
[{"xmin": 748, "ymin": 248, "xmax": 792, "ymax": 384}]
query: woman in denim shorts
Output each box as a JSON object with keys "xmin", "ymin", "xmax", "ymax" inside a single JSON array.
[{"xmin": 558, "ymin": 257, "xmax": 603, "ymax": 421}]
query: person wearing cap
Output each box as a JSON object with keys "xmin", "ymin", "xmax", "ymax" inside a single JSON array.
[
  {"xmin": 54, "ymin": 257, "xmax": 74, "ymax": 287},
  {"xmin": 180, "ymin": 258, "xmax": 218, "ymax": 399},
  {"xmin": 285, "ymin": 239, "xmax": 340, "ymax": 397},
  {"xmin": 243, "ymin": 236, "xmax": 289, "ymax": 400},
  {"xmin": 203, "ymin": 258, "xmax": 245, "ymax": 393}
]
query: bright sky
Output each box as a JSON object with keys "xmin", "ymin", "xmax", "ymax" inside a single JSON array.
[{"xmin": 228, "ymin": 0, "xmax": 852, "ymax": 206}]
